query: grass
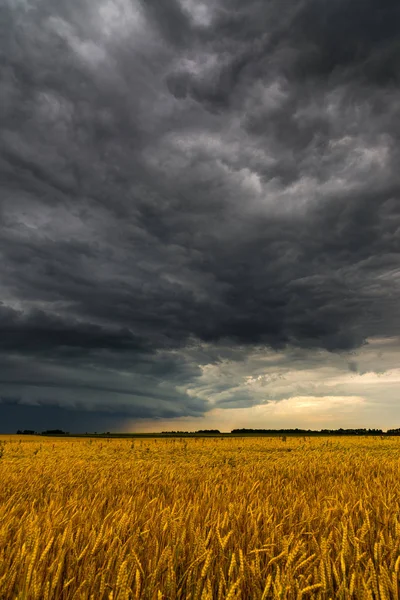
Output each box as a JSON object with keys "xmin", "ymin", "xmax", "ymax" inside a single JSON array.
[{"xmin": 1, "ymin": 435, "xmax": 400, "ymax": 598}]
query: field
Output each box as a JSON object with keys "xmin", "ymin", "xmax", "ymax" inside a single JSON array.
[{"xmin": 1, "ymin": 435, "xmax": 400, "ymax": 599}]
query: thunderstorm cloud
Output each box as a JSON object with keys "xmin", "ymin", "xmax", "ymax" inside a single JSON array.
[{"xmin": 1, "ymin": 0, "xmax": 400, "ymax": 431}]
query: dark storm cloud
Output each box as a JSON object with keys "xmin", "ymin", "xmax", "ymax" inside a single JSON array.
[
  {"xmin": 292, "ymin": 0, "xmax": 400, "ymax": 83},
  {"xmin": 139, "ymin": 0, "xmax": 194, "ymax": 47},
  {"xmin": 0, "ymin": 397, "xmax": 191, "ymax": 433},
  {"xmin": 0, "ymin": 303, "xmax": 148, "ymax": 353},
  {"xmin": 0, "ymin": 399, "xmax": 127, "ymax": 434},
  {"xmin": 1, "ymin": 0, "xmax": 399, "ymax": 428}
]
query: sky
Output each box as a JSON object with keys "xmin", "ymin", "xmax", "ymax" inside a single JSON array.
[{"xmin": 1, "ymin": 0, "xmax": 400, "ymax": 433}]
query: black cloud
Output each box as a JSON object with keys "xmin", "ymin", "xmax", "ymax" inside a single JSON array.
[
  {"xmin": 0, "ymin": 0, "xmax": 399, "ymax": 429},
  {"xmin": 0, "ymin": 398, "xmax": 183, "ymax": 433}
]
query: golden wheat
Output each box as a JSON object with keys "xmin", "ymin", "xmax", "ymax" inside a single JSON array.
[{"xmin": 1, "ymin": 435, "xmax": 400, "ymax": 598}]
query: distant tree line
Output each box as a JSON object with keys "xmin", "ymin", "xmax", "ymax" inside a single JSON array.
[
  {"xmin": 16, "ymin": 430, "xmax": 37, "ymax": 435},
  {"xmin": 387, "ymin": 428, "xmax": 400, "ymax": 435},
  {"xmin": 15, "ymin": 427, "xmax": 400, "ymax": 436},
  {"xmin": 17, "ymin": 429, "xmax": 70, "ymax": 435},
  {"xmin": 230, "ymin": 428, "xmax": 385, "ymax": 435},
  {"xmin": 161, "ymin": 430, "xmax": 221, "ymax": 434}
]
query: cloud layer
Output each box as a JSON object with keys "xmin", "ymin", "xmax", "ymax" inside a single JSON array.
[{"xmin": 1, "ymin": 0, "xmax": 400, "ymax": 430}]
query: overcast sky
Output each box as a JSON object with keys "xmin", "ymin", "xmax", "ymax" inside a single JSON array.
[{"xmin": 1, "ymin": 0, "xmax": 400, "ymax": 433}]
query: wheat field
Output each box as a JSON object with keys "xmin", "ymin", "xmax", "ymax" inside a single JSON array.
[{"xmin": 1, "ymin": 435, "xmax": 400, "ymax": 599}]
